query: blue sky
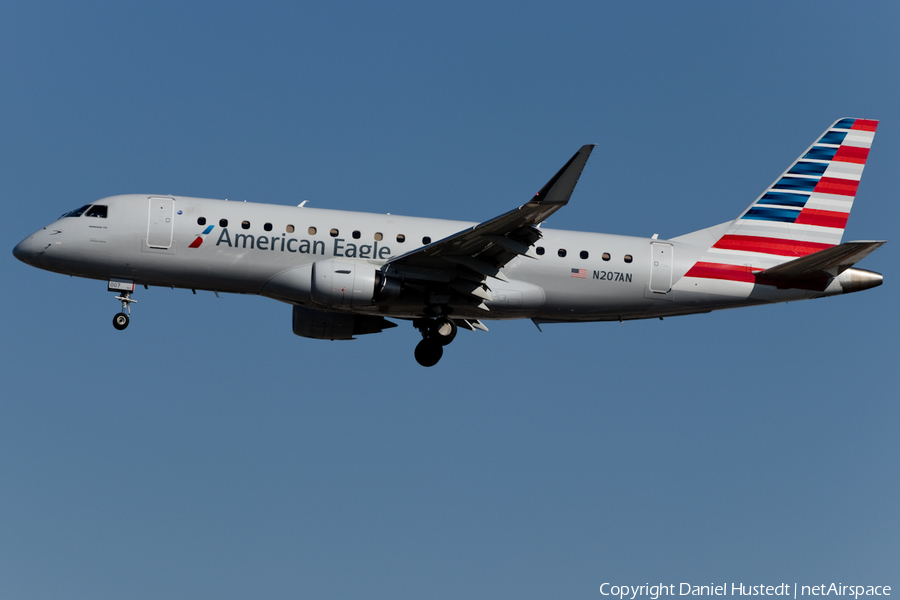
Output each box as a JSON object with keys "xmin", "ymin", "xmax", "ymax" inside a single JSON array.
[{"xmin": 2, "ymin": 2, "xmax": 898, "ymax": 599}]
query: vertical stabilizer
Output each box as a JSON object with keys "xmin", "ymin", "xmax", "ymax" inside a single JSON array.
[
  {"xmin": 715, "ymin": 118, "xmax": 877, "ymax": 257},
  {"xmin": 682, "ymin": 119, "xmax": 878, "ymax": 285}
]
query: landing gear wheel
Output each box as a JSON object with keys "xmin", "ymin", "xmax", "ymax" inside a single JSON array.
[
  {"xmin": 112, "ymin": 313, "xmax": 130, "ymax": 330},
  {"xmin": 113, "ymin": 290, "xmax": 137, "ymax": 329},
  {"xmin": 414, "ymin": 339, "xmax": 443, "ymax": 367},
  {"xmin": 429, "ymin": 317, "xmax": 457, "ymax": 346}
]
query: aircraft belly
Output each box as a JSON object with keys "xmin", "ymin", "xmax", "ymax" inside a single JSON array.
[{"xmin": 670, "ymin": 279, "xmax": 815, "ymax": 311}]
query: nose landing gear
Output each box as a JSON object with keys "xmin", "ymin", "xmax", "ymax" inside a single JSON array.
[
  {"xmin": 413, "ymin": 316, "xmax": 458, "ymax": 366},
  {"xmin": 112, "ymin": 291, "xmax": 137, "ymax": 330}
]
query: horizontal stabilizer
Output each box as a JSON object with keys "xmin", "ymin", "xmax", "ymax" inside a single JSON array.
[{"xmin": 758, "ymin": 241, "xmax": 885, "ymax": 281}]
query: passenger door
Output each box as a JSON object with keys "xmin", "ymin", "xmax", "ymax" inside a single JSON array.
[{"xmin": 147, "ymin": 197, "xmax": 175, "ymax": 249}]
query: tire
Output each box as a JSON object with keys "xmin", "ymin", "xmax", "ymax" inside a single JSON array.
[
  {"xmin": 112, "ymin": 313, "xmax": 130, "ymax": 330},
  {"xmin": 414, "ymin": 339, "xmax": 443, "ymax": 367},
  {"xmin": 429, "ymin": 318, "xmax": 457, "ymax": 346}
]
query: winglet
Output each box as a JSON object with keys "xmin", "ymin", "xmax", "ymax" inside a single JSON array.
[{"xmin": 529, "ymin": 144, "xmax": 595, "ymax": 206}]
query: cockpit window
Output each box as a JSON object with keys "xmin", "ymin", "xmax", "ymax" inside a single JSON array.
[
  {"xmin": 85, "ymin": 205, "xmax": 107, "ymax": 218},
  {"xmin": 61, "ymin": 204, "xmax": 92, "ymax": 218}
]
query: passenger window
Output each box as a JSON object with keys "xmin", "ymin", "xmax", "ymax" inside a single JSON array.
[
  {"xmin": 306, "ymin": 226, "xmax": 314, "ymax": 235},
  {"xmin": 198, "ymin": 217, "xmax": 206, "ymax": 226},
  {"xmin": 602, "ymin": 252, "xmax": 610, "ymax": 261},
  {"xmin": 536, "ymin": 247, "xmax": 545, "ymax": 255},
  {"xmin": 286, "ymin": 225, "xmax": 295, "ymax": 233},
  {"xmin": 558, "ymin": 249, "xmax": 567, "ymax": 257},
  {"xmin": 422, "ymin": 236, "xmax": 432, "ymax": 244},
  {"xmin": 352, "ymin": 230, "xmax": 361, "ymax": 239},
  {"xmin": 374, "ymin": 232, "xmax": 383, "ymax": 241},
  {"xmin": 396, "ymin": 234, "xmax": 405, "ymax": 243},
  {"xmin": 580, "ymin": 250, "xmax": 588, "ymax": 259},
  {"xmin": 242, "ymin": 221, "xmax": 251, "ymax": 230},
  {"xmin": 220, "ymin": 219, "xmax": 228, "ymax": 227},
  {"xmin": 624, "ymin": 254, "xmax": 633, "ymax": 263},
  {"xmin": 330, "ymin": 228, "xmax": 339, "ymax": 237},
  {"xmin": 264, "ymin": 223, "xmax": 273, "ymax": 232},
  {"xmin": 85, "ymin": 205, "xmax": 108, "ymax": 218},
  {"xmin": 61, "ymin": 204, "xmax": 92, "ymax": 218}
]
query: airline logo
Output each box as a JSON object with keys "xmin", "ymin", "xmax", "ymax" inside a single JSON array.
[
  {"xmin": 722, "ymin": 117, "xmax": 877, "ymax": 256},
  {"xmin": 684, "ymin": 118, "xmax": 878, "ymax": 285},
  {"xmin": 189, "ymin": 225, "xmax": 214, "ymax": 248}
]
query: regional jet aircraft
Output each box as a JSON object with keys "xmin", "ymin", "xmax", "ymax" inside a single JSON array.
[{"xmin": 14, "ymin": 118, "xmax": 885, "ymax": 366}]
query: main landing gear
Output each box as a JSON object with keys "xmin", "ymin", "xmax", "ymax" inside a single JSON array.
[
  {"xmin": 112, "ymin": 291, "xmax": 137, "ymax": 330},
  {"xmin": 413, "ymin": 317, "xmax": 458, "ymax": 367}
]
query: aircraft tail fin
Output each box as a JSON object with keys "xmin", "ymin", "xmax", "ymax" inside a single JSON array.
[{"xmin": 711, "ymin": 118, "xmax": 878, "ymax": 258}]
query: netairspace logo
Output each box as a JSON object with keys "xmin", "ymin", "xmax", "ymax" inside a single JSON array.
[{"xmin": 599, "ymin": 584, "xmax": 891, "ymax": 600}]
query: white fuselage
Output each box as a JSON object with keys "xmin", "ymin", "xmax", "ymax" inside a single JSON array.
[{"xmin": 15, "ymin": 194, "xmax": 841, "ymax": 323}]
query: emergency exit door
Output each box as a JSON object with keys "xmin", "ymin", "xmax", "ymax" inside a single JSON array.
[{"xmin": 147, "ymin": 197, "xmax": 175, "ymax": 249}]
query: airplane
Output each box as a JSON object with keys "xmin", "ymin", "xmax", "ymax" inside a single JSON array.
[{"xmin": 13, "ymin": 118, "xmax": 885, "ymax": 366}]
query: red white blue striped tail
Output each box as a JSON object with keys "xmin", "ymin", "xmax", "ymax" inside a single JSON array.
[
  {"xmin": 684, "ymin": 118, "xmax": 877, "ymax": 283},
  {"xmin": 717, "ymin": 118, "xmax": 877, "ymax": 257}
]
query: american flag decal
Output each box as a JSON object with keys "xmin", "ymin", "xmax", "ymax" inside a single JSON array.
[{"xmin": 571, "ymin": 268, "xmax": 587, "ymax": 279}]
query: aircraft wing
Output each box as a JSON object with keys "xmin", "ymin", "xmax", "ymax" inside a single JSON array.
[
  {"xmin": 757, "ymin": 240, "xmax": 885, "ymax": 282},
  {"xmin": 385, "ymin": 145, "xmax": 594, "ymax": 288}
]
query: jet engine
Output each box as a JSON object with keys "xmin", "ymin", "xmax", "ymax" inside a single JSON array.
[
  {"xmin": 310, "ymin": 259, "xmax": 401, "ymax": 307},
  {"xmin": 261, "ymin": 260, "xmax": 401, "ymax": 307},
  {"xmin": 292, "ymin": 305, "xmax": 397, "ymax": 340}
]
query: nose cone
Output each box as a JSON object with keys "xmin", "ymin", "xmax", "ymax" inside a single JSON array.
[{"xmin": 13, "ymin": 234, "xmax": 42, "ymax": 266}]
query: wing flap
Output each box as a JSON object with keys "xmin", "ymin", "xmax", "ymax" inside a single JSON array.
[{"xmin": 456, "ymin": 319, "xmax": 489, "ymax": 332}]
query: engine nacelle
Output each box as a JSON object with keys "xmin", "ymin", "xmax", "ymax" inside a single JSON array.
[
  {"xmin": 292, "ymin": 305, "xmax": 396, "ymax": 340},
  {"xmin": 261, "ymin": 260, "xmax": 401, "ymax": 306},
  {"xmin": 311, "ymin": 259, "xmax": 400, "ymax": 308}
]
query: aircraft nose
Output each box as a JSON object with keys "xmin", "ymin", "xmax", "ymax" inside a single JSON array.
[{"xmin": 13, "ymin": 235, "xmax": 41, "ymax": 265}]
